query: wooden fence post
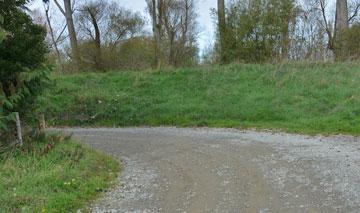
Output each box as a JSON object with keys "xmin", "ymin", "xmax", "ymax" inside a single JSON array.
[
  {"xmin": 15, "ymin": 112, "xmax": 23, "ymax": 146},
  {"xmin": 38, "ymin": 113, "xmax": 46, "ymax": 133}
]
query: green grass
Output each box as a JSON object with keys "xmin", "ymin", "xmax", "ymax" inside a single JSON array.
[
  {"xmin": 0, "ymin": 139, "xmax": 119, "ymax": 212},
  {"xmin": 39, "ymin": 62, "xmax": 360, "ymax": 134}
]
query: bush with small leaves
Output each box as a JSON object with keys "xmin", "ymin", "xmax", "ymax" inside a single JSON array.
[{"xmin": 0, "ymin": 1, "xmax": 50, "ymax": 144}]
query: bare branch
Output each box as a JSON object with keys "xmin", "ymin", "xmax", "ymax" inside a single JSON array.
[
  {"xmin": 56, "ymin": 34, "xmax": 69, "ymax": 44},
  {"xmin": 43, "ymin": 0, "xmax": 64, "ymax": 71},
  {"xmin": 319, "ymin": 0, "xmax": 333, "ymax": 49},
  {"xmin": 55, "ymin": 24, "xmax": 68, "ymax": 43},
  {"xmin": 53, "ymin": 0, "xmax": 66, "ymax": 16},
  {"xmin": 348, "ymin": 3, "xmax": 360, "ymax": 22},
  {"xmin": 71, "ymin": 0, "xmax": 76, "ymax": 14}
]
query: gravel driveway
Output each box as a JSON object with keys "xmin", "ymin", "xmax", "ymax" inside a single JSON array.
[{"xmin": 58, "ymin": 127, "xmax": 360, "ymax": 212}]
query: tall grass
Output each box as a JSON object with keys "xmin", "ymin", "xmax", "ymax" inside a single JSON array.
[
  {"xmin": 0, "ymin": 137, "xmax": 119, "ymax": 212},
  {"xmin": 39, "ymin": 62, "xmax": 360, "ymax": 134}
]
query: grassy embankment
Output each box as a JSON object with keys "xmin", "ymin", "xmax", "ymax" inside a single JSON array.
[
  {"xmin": 0, "ymin": 137, "xmax": 119, "ymax": 212},
  {"xmin": 39, "ymin": 63, "xmax": 360, "ymax": 134}
]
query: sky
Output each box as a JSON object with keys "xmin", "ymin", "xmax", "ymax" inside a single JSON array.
[{"xmin": 27, "ymin": 0, "xmax": 218, "ymax": 55}]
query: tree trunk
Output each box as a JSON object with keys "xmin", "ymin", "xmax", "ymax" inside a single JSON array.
[
  {"xmin": 169, "ymin": 32, "xmax": 175, "ymax": 66},
  {"xmin": 44, "ymin": 3, "xmax": 64, "ymax": 72},
  {"xmin": 63, "ymin": 0, "xmax": 81, "ymax": 68},
  {"xmin": 151, "ymin": 0, "xmax": 158, "ymax": 68},
  {"xmin": 151, "ymin": 0, "xmax": 161, "ymax": 69},
  {"xmin": 282, "ymin": 28, "xmax": 290, "ymax": 60},
  {"xmin": 334, "ymin": 0, "xmax": 349, "ymax": 60},
  {"xmin": 1, "ymin": 80, "xmax": 11, "ymax": 98},
  {"xmin": 88, "ymin": 8, "xmax": 102, "ymax": 71},
  {"xmin": 335, "ymin": 0, "xmax": 349, "ymax": 35},
  {"xmin": 179, "ymin": 0, "xmax": 190, "ymax": 62},
  {"xmin": 157, "ymin": 0, "xmax": 164, "ymax": 69},
  {"xmin": 217, "ymin": 0, "xmax": 226, "ymax": 63},
  {"xmin": 38, "ymin": 113, "xmax": 46, "ymax": 134},
  {"xmin": 148, "ymin": 0, "xmax": 164, "ymax": 69},
  {"xmin": 182, "ymin": 0, "xmax": 189, "ymax": 44}
]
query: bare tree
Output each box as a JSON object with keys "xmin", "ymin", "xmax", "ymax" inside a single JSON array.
[
  {"xmin": 106, "ymin": 4, "xmax": 145, "ymax": 47},
  {"xmin": 163, "ymin": 0, "xmax": 183, "ymax": 66},
  {"xmin": 217, "ymin": 0, "xmax": 226, "ymax": 63},
  {"xmin": 348, "ymin": 1, "xmax": 360, "ymax": 23},
  {"xmin": 77, "ymin": 0, "xmax": 107, "ymax": 70},
  {"xmin": 74, "ymin": 1, "xmax": 146, "ymax": 70},
  {"xmin": 290, "ymin": 1, "xmax": 324, "ymax": 60},
  {"xmin": 316, "ymin": 0, "xmax": 360, "ymax": 59},
  {"xmin": 317, "ymin": 0, "xmax": 335, "ymax": 50},
  {"xmin": 146, "ymin": 0, "xmax": 198, "ymax": 67},
  {"xmin": 167, "ymin": 0, "xmax": 198, "ymax": 66},
  {"xmin": 53, "ymin": 0, "xmax": 81, "ymax": 68},
  {"xmin": 179, "ymin": 0, "xmax": 198, "ymax": 64},
  {"xmin": 146, "ymin": 0, "xmax": 165, "ymax": 68},
  {"xmin": 43, "ymin": 1, "xmax": 66, "ymax": 72}
]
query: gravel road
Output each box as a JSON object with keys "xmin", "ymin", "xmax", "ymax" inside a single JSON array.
[{"xmin": 58, "ymin": 127, "xmax": 360, "ymax": 212}]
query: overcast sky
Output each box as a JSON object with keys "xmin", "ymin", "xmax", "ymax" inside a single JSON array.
[{"xmin": 27, "ymin": 0, "xmax": 217, "ymax": 54}]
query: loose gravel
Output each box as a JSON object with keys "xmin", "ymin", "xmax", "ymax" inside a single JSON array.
[{"xmin": 56, "ymin": 127, "xmax": 360, "ymax": 212}]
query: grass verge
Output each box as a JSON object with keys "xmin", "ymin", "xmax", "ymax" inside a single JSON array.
[
  {"xmin": 39, "ymin": 62, "xmax": 360, "ymax": 135},
  {"xmin": 0, "ymin": 137, "xmax": 119, "ymax": 212}
]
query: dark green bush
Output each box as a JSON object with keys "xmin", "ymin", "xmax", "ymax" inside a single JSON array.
[{"xmin": 0, "ymin": 1, "xmax": 50, "ymax": 144}]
